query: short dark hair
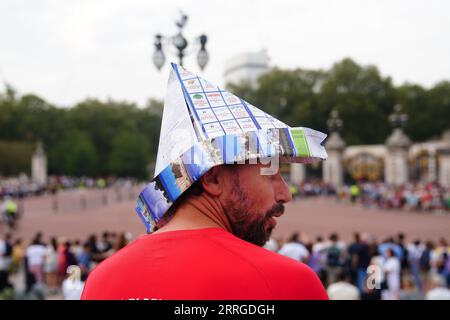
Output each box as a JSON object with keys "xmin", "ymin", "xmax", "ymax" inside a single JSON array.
[
  {"xmin": 330, "ymin": 233, "xmax": 339, "ymax": 242},
  {"xmin": 289, "ymin": 232, "xmax": 300, "ymax": 243},
  {"xmin": 163, "ymin": 165, "xmax": 239, "ymax": 221}
]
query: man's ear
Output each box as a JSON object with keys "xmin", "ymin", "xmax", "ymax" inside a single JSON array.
[{"xmin": 200, "ymin": 166, "xmax": 225, "ymax": 196}]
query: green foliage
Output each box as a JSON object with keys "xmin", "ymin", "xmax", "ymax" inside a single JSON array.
[
  {"xmin": 228, "ymin": 58, "xmax": 449, "ymax": 146},
  {"xmin": 50, "ymin": 130, "xmax": 98, "ymax": 176},
  {"xmin": 108, "ymin": 130, "xmax": 150, "ymax": 178},
  {"xmin": 0, "ymin": 90, "xmax": 162, "ymax": 178},
  {"xmin": 0, "ymin": 141, "xmax": 34, "ymax": 176},
  {"xmin": 318, "ymin": 58, "xmax": 396, "ymax": 144}
]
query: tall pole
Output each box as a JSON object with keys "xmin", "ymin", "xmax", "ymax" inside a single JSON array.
[{"xmin": 152, "ymin": 12, "xmax": 208, "ymax": 70}]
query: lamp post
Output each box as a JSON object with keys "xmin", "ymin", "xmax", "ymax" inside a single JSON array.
[
  {"xmin": 327, "ymin": 109, "xmax": 343, "ymax": 133},
  {"xmin": 152, "ymin": 12, "xmax": 209, "ymax": 70},
  {"xmin": 388, "ymin": 104, "xmax": 408, "ymax": 129}
]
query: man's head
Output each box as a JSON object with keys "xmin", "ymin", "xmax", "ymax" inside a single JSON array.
[{"xmin": 170, "ymin": 163, "xmax": 292, "ymax": 246}]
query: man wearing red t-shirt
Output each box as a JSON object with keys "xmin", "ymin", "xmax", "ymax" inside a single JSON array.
[{"xmin": 82, "ymin": 164, "xmax": 328, "ymax": 300}]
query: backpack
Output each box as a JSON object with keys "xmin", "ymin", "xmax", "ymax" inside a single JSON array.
[
  {"xmin": 327, "ymin": 246, "xmax": 341, "ymax": 267},
  {"xmin": 419, "ymin": 250, "xmax": 431, "ymax": 271}
]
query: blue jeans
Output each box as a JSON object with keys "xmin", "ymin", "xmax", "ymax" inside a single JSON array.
[{"xmin": 357, "ymin": 268, "xmax": 367, "ymax": 292}]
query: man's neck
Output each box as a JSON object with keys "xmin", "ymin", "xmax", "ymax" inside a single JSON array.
[{"xmin": 153, "ymin": 194, "xmax": 233, "ymax": 234}]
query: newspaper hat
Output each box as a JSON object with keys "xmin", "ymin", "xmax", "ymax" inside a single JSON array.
[{"xmin": 136, "ymin": 63, "xmax": 328, "ymax": 233}]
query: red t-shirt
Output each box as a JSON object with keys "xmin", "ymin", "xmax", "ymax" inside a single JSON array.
[{"xmin": 81, "ymin": 228, "xmax": 328, "ymax": 300}]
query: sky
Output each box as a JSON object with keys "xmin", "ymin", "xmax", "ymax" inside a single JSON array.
[{"xmin": 0, "ymin": 0, "xmax": 449, "ymax": 107}]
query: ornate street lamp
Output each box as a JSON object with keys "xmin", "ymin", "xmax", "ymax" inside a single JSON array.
[
  {"xmin": 388, "ymin": 104, "xmax": 408, "ymax": 129},
  {"xmin": 152, "ymin": 12, "xmax": 209, "ymax": 70},
  {"xmin": 152, "ymin": 34, "xmax": 165, "ymax": 70},
  {"xmin": 327, "ymin": 109, "xmax": 343, "ymax": 133}
]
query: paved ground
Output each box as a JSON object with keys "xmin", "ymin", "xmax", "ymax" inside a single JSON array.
[{"xmin": 1, "ymin": 188, "xmax": 449, "ymax": 244}]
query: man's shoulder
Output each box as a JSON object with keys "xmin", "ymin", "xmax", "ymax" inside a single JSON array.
[
  {"xmin": 82, "ymin": 228, "xmax": 328, "ymax": 299},
  {"xmin": 209, "ymin": 232, "xmax": 319, "ymax": 278},
  {"xmin": 216, "ymin": 236, "xmax": 327, "ymax": 299}
]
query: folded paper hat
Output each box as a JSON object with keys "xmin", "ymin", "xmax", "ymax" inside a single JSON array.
[{"xmin": 136, "ymin": 63, "xmax": 328, "ymax": 233}]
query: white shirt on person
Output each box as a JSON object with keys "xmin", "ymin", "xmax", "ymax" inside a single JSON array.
[
  {"xmin": 426, "ymin": 288, "xmax": 450, "ymax": 300},
  {"xmin": 278, "ymin": 242, "xmax": 310, "ymax": 262},
  {"xmin": 26, "ymin": 244, "xmax": 47, "ymax": 267},
  {"xmin": 263, "ymin": 238, "xmax": 279, "ymax": 252},
  {"xmin": 384, "ymin": 256, "xmax": 401, "ymax": 291},
  {"xmin": 327, "ymin": 281, "xmax": 360, "ymax": 300},
  {"xmin": 62, "ymin": 279, "xmax": 85, "ymax": 300}
]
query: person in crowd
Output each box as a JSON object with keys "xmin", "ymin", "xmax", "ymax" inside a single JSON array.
[
  {"xmin": 44, "ymin": 237, "xmax": 59, "ymax": 293},
  {"xmin": 397, "ymin": 233, "xmax": 409, "ymax": 274},
  {"xmin": 327, "ymin": 271, "xmax": 360, "ymax": 300},
  {"xmin": 278, "ymin": 232, "xmax": 310, "ymax": 263},
  {"xmin": 348, "ymin": 233, "xmax": 371, "ymax": 292},
  {"xmin": 407, "ymin": 239, "xmax": 425, "ymax": 291},
  {"xmin": 71, "ymin": 239, "xmax": 83, "ymax": 262},
  {"xmin": 10, "ymin": 238, "xmax": 25, "ymax": 275},
  {"xmin": 0, "ymin": 233, "xmax": 13, "ymax": 292},
  {"xmin": 1, "ymin": 196, "xmax": 19, "ymax": 229},
  {"xmin": 58, "ymin": 241, "xmax": 77, "ymax": 282},
  {"xmin": 425, "ymin": 273, "xmax": 450, "ymax": 300},
  {"xmin": 25, "ymin": 233, "xmax": 47, "ymax": 285},
  {"xmin": 309, "ymin": 236, "xmax": 328, "ymax": 274},
  {"xmin": 263, "ymin": 237, "xmax": 280, "ymax": 252},
  {"xmin": 112, "ymin": 232, "xmax": 129, "ymax": 253},
  {"xmin": 62, "ymin": 270, "xmax": 88, "ymax": 300},
  {"xmin": 419, "ymin": 241, "xmax": 434, "ymax": 283},
  {"xmin": 326, "ymin": 233, "xmax": 344, "ymax": 284},
  {"xmin": 382, "ymin": 248, "xmax": 401, "ymax": 300},
  {"xmin": 97, "ymin": 231, "xmax": 113, "ymax": 255},
  {"xmin": 399, "ymin": 274, "xmax": 424, "ymax": 300},
  {"xmin": 77, "ymin": 243, "xmax": 93, "ymax": 274},
  {"xmin": 85, "ymin": 234, "xmax": 101, "ymax": 262}
]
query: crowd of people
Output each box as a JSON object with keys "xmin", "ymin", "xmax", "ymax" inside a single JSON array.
[
  {"xmin": 265, "ymin": 232, "xmax": 450, "ymax": 300},
  {"xmin": 0, "ymin": 230, "xmax": 132, "ymax": 300},
  {"xmin": 1, "ymin": 229, "xmax": 449, "ymax": 300},
  {"xmin": 0, "ymin": 175, "xmax": 138, "ymax": 199},
  {"xmin": 290, "ymin": 180, "xmax": 450, "ymax": 213}
]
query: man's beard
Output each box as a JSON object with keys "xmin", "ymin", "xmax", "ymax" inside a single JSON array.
[{"xmin": 224, "ymin": 182, "xmax": 285, "ymax": 247}]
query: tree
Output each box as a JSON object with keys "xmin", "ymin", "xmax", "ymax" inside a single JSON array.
[
  {"xmin": 317, "ymin": 58, "xmax": 396, "ymax": 145},
  {"xmin": 51, "ymin": 130, "xmax": 98, "ymax": 176},
  {"xmin": 228, "ymin": 58, "xmax": 399, "ymax": 145},
  {"xmin": 427, "ymin": 81, "xmax": 450, "ymax": 139},
  {"xmin": 396, "ymin": 83, "xmax": 431, "ymax": 141},
  {"xmin": 108, "ymin": 130, "xmax": 150, "ymax": 179}
]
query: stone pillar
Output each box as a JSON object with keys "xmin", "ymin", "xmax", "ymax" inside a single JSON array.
[
  {"xmin": 439, "ymin": 150, "xmax": 450, "ymax": 188},
  {"xmin": 385, "ymin": 128, "xmax": 411, "ymax": 186},
  {"xmin": 322, "ymin": 132, "xmax": 346, "ymax": 189},
  {"xmin": 428, "ymin": 151, "xmax": 437, "ymax": 182},
  {"xmin": 290, "ymin": 163, "xmax": 305, "ymax": 185},
  {"xmin": 32, "ymin": 141, "xmax": 47, "ymax": 185}
]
